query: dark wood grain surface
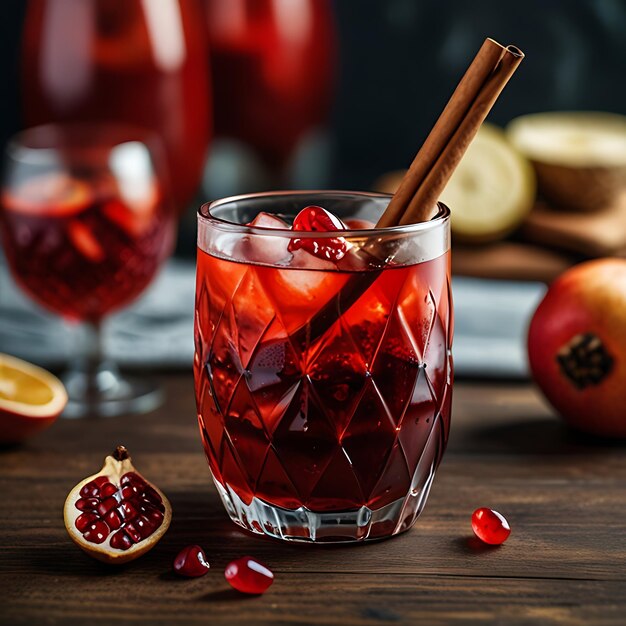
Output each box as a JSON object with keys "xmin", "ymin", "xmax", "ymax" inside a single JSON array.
[{"xmin": 2, "ymin": 375, "xmax": 625, "ymax": 625}]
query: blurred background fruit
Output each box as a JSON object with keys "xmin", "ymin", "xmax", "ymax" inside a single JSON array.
[
  {"xmin": 375, "ymin": 124, "xmax": 536, "ymax": 243},
  {"xmin": 528, "ymin": 258, "xmax": 626, "ymax": 437},
  {"xmin": 507, "ymin": 112, "xmax": 626, "ymax": 212}
]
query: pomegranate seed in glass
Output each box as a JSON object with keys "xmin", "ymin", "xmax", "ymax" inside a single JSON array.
[
  {"xmin": 0, "ymin": 123, "xmax": 175, "ymax": 417},
  {"xmin": 194, "ymin": 191, "xmax": 453, "ymax": 542}
]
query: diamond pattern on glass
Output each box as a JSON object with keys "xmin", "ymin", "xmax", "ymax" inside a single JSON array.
[{"xmin": 195, "ymin": 247, "xmax": 452, "ymax": 523}]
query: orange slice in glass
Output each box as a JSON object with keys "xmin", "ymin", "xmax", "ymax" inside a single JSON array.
[{"xmin": 2, "ymin": 173, "xmax": 92, "ymax": 217}]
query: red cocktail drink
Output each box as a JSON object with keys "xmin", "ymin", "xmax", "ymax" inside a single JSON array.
[
  {"xmin": 204, "ymin": 0, "xmax": 335, "ymax": 169},
  {"xmin": 22, "ymin": 0, "xmax": 211, "ymax": 212},
  {"xmin": 0, "ymin": 124, "xmax": 174, "ymax": 417},
  {"xmin": 1, "ymin": 171, "xmax": 171, "ymax": 322},
  {"xmin": 195, "ymin": 192, "xmax": 452, "ymax": 542}
]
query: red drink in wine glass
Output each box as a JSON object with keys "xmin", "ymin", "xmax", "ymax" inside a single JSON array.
[
  {"xmin": 0, "ymin": 124, "xmax": 175, "ymax": 417},
  {"xmin": 2, "ymin": 171, "xmax": 170, "ymax": 322}
]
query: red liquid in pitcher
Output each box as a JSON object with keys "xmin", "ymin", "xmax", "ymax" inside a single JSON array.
[
  {"xmin": 194, "ymin": 244, "xmax": 452, "ymax": 512},
  {"xmin": 205, "ymin": 0, "xmax": 335, "ymax": 167},
  {"xmin": 1, "ymin": 172, "xmax": 172, "ymax": 322},
  {"xmin": 21, "ymin": 0, "xmax": 211, "ymax": 210}
]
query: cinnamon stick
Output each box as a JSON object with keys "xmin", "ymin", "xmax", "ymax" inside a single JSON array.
[
  {"xmin": 377, "ymin": 40, "xmax": 524, "ymax": 228},
  {"xmin": 293, "ymin": 39, "xmax": 524, "ymax": 348}
]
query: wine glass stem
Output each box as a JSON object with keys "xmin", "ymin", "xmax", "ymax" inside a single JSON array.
[{"xmin": 82, "ymin": 320, "xmax": 103, "ymax": 392}]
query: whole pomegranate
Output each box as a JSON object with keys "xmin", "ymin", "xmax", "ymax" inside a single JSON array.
[{"xmin": 528, "ymin": 259, "xmax": 626, "ymax": 437}]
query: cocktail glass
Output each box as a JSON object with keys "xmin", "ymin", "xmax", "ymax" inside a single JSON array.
[
  {"xmin": 194, "ymin": 191, "xmax": 452, "ymax": 542},
  {"xmin": 0, "ymin": 124, "xmax": 175, "ymax": 417}
]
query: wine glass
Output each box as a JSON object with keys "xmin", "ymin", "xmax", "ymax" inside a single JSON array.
[
  {"xmin": 21, "ymin": 0, "xmax": 211, "ymax": 215},
  {"xmin": 0, "ymin": 123, "xmax": 175, "ymax": 417}
]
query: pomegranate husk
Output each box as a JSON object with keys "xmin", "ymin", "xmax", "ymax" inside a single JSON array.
[{"xmin": 63, "ymin": 446, "xmax": 172, "ymax": 564}]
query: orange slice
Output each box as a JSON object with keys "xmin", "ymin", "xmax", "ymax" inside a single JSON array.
[
  {"xmin": 0, "ymin": 354, "xmax": 68, "ymax": 443},
  {"xmin": 67, "ymin": 221, "xmax": 106, "ymax": 263},
  {"xmin": 2, "ymin": 173, "xmax": 92, "ymax": 217}
]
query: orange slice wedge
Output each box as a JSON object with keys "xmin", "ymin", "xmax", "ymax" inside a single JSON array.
[
  {"xmin": 0, "ymin": 354, "xmax": 68, "ymax": 443},
  {"xmin": 2, "ymin": 173, "xmax": 92, "ymax": 217}
]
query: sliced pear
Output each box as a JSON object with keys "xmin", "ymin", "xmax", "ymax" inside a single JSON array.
[
  {"xmin": 506, "ymin": 112, "xmax": 626, "ymax": 212},
  {"xmin": 373, "ymin": 125, "xmax": 536, "ymax": 242},
  {"xmin": 439, "ymin": 123, "xmax": 536, "ymax": 242}
]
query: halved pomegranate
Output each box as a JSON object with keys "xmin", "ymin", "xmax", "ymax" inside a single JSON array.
[{"xmin": 64, "ymin": 446, "xmax": 171, "ymax": 564}]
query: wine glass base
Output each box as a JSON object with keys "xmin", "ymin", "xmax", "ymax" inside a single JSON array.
[{"xmin": 61, "ymin": 363, "xmax": 163, "ymax": 418}]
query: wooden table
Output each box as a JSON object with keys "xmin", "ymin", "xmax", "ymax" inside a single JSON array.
[{"xmin": 2, "ymin": 375, "xmax": 625, "ymax": 625}]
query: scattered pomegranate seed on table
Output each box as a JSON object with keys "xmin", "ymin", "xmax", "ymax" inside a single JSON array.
[
  {"xmin": 173, "ymin": 545, "xmax": 211, "ymax": 577},
  {"xmin": 225, "ymin": 556, "xmax": 274, "ymax": 594},
  {"xmin": 471, "ymin": 507, "xmax": 511, "ymax": 545}
]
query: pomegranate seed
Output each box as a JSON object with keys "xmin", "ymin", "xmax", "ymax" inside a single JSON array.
[
  {"xmin": 121, "ymin": 485, "xmax": 139, "ymax": 499},
  {"xmin": 75, "ymin": 512, "xmax": 97, "ymax": 532},
  {"xmin": 75, "ymin": 497, "xmax": 98, "ymax": 511},
  {"xmin": 145, "ymin": 508, "xmax": 164, "ymax": 525},
  {"xmin": 97, "ymin": 496, "xmax": 118, "ymax": 516},
  {"xmin": 105, "ymin": 509, "xmax": 122, "ymax": 530},
  {"xmin": 72, "ymin": 470, "xmax": 166, "ymax": 551},
  {"xmin": 100, "ymin": 482, "xmax": 118, "ymax": 497},
  {"xmin": 119, "ymin": 501, "xmax": 138, "ymax": 520},
  {"xmin": 143, "ymin": 486, "xmax": 163, "ymax": 506},
  {"xmin": 110, "ymin": 530, "xmax": 133, "ymax": 550},
  {"xmin": 120, "ymin": 473, "xmax": 134, "ymax": 486},
  {"xmin": 173, "ymin": 545, "xmax": 210, "ymax": 578},
  {"xmin": 124, "ymin": 521, "xmax": 142, "ymax": 543},
  {"xmin": 225, "ymin": 557, "xmax": 274, "ymax": 594},
  {"xmin": 133, "ymin": 515, "xmax": 155, "ymax": 539},
  {"xmin": 79, "ymin": 483, "xmax": 100, "ymax": 498},
  {"xmin": 288, "ymin": 206, "xmax": 347, "ymax": 262},
  {"xmin": 121, "ymin": 472, "xmax": 144, "ymax": 486},
  {"xmin": 471, "ymin": 508, "xmax": 511, "ymax": 545},
  {"xmin": 83, "ymin": 520, "xmax": 109, "ymax": 544}
]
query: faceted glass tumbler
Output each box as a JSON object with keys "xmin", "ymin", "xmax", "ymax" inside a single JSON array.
[{"xmin": 194, "ymin": 191, "xmax": 452, "ymax": 542}]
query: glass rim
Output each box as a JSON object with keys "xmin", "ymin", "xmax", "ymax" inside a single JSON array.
[
  {"xmin": 198, "ymin": 190, "xmax": 450, "ymax": 239},
  {"xmin": 6, "ymin": 122, "xmax": 162, "ymax": 165}
]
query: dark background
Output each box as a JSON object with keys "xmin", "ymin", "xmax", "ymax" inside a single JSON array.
[{"xmin": 1, "ymin": 0, "xmax": 625, "ymax": 190}]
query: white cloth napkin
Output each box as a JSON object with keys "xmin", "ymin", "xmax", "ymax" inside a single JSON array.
[{"xmin": 0, "ymin": 257, "xmax": 544, "ymax": 378}]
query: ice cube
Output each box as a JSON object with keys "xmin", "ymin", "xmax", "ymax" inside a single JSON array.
[
  {"xmin": 241, "ymin": 212, "xmax": 291, "ymax": 265},
  {"xmin": 248, "ymin": 212, "xmax": 290, "ymax": 229}
]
